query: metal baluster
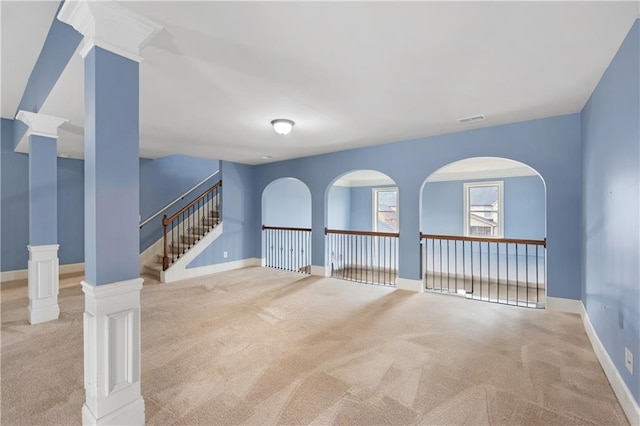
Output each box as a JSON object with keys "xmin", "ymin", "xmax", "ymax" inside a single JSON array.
[
  {"xmin": 516, "ymin": 244, "xmax": 520, "ymax": 306},
  {"xmin": 487, "ymin": 241, "xmax": 491, "ymax": 302},
  {"xmin": 497, "ymin": 242, "xmax": 500, "ymax": 303},
  {"xmin": 462, "ymin": 240, "xmax": 466, "ymax": 293},
  {"xmin": 454, "ymin": 240, "xmax": 458, "ymax": 292},
  {"xmin": 505, "ymin": 243, "xmax": 511, "ymax": 305},
  {"xmin": 479, "ymin": 241, "xmax": 483, "ymax": 300},
  {"xmin": 536, "ymin": 245, "xmax": 540, "ymax": 304},
  {"xmin": 526, "ymin": 244, "xmax": 529, "ymax": 307},
  {"xmin": 470, "ymin": 241, "xmax": 474, "ymax": 296}
]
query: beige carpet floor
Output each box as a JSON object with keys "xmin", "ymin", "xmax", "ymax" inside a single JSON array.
[{"xmin": 1, "ymin": 267, "xmax": 629, "ymax": 425}]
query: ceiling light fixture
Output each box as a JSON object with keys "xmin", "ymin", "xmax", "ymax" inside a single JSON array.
[
  {"xmin": 271, "ymin": 118, "xmax": 295, "ymax": 135},
  {"xmin": 260, "ymin": 155, "xmax": 273, "ymax": 160}
]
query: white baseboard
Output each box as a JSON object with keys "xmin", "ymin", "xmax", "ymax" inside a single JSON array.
[
  {"xmin": 310, "ymin": 265, "xmax": 329, "ymax": 277},
  {"xmin": 1, "ymin": 262, "xmax": 84, "ymax": 283},
  {"xmin": 581, "ymin": 303, "xmax": 640, "ymax": 425},
  {"xmin": 164, "ymin": 257, "xmax": 260, "ymax": 282},
  {"xmin": 396, "ymin": 277, "xmax": 424, "ymax": 292},
  {"xmin": 546, "ymin": 296, "xmax": 582, "ymax": 314},
  {"xmin": 162, "ymin": 223, "xmax": 224, "ymax": 282}
]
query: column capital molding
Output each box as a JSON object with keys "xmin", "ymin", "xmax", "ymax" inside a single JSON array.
[
  {"xmin": 58, "ymin": 0, "xmax": 162, "ymax": 63},
  {"xmin": 16, "ymin": 110, "xmax": 68, "ymax": 139}
]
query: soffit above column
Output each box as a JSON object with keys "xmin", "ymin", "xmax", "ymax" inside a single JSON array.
[
  {"xmin": 15, "ymin": 110, "xmax": 68, "ymax": 139},
  {"xmin": 57, "ymin": 0, "xmax": 162, "ymax": 63}
]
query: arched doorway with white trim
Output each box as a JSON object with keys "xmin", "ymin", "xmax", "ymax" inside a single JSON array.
[
  {"xmin": 326, "ymin": 170, "xmax": 399, "ymax": 286},
  {"xmin": 419, "ymin": 157, "xmax": 547, "ymax": 307},
  {"xmin": 261, "ymin": 177, "xmax": 312, "ymax": 274}
]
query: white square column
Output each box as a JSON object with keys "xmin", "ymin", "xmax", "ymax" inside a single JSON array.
[
  {"xmin": 81, "ymin": 278, "xmax": 143, "ymax": 425},
  {"xmin": 58, "ymin": 1, "xmax": 161, "ymax": 424},
  {"xmin": 27, "ymin": 244, "xmax": 60, "ymax": 324}
]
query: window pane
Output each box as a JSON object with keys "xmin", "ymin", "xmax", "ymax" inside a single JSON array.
[
  {"xmin": 377, "ymin": 212, "xmax": 397, "ymax": 232},
  {"xmin": 469, "ymin": 186, "xmax": 498, "ymax": 206},
  {"xmin": 377, "ymin": 191, "xmax": 397, "ymax": 212},
  {"xmin": 375, "ymin": 189, "xmax": 398, "ymax": 232},
  {"xmin": 466, "ymin": 184, "xmax": 501, "ymax": 237}
]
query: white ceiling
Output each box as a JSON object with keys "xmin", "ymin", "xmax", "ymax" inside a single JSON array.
[
  {"xmin": 5, "ymin": 1, "xmax": 640, "ymax": 164},
  {"xmin": 1, "ymin": 1, "xmax": 59, "ymax": 119}
]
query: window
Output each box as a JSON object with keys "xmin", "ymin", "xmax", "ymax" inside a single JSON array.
[
  {"xmin": 373, "ymin": 188, "xmax": 398, "ymax": 232},
  {"xmin": 464, "ymin": 181, "xmax": 503, "ymax": 237}
]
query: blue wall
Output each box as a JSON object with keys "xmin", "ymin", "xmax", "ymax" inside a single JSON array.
[
  {"xmin": 56, "ymin": 157, "xmax": 84, "ymax": 265},
  {"xmin": 327, "ymin": 186, "xmax": 351, "ymax": 229},
  {"xmin": 422, "ymin": 176, "xmax": 545, "ymax": 239},
  {"xmin": 139, "ymin": 155, "xmax": 219, "ymax": 251},
  {"xmin": 1, "ymin": 119, "xmax": 29, "ymax": 271},
  {"xmin": 0, "ymin": 120, "xmax": 217, "ymax": 272},
  {"xmin": 1, "ymin": 119, "xmax": 85, "ymax": 271},
  {"xmin": 187, "ymin": 161, "xmax": 258, "ymax": 268},
  {"xmin": 253, "ymin": 113, "xmax": 582, "ymax": 299},
  {"xmin": 327, "ymin": 184, "xmax": 398, "ymax": 231},
  {"xmin": 262, "ymin": 178, "xmax": 311, "ymax": 228},
  {"xmin": 581, "ymin": 19, "xmax": 639, "ymax": 405}
]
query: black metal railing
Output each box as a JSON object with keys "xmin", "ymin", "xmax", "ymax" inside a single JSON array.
[
  {"xmin": 326, "ymin": 228, "xmax": 399, "ymax": 286},
  {"xmin": 420, "ymin": 233, "xmax": 546, "ymax": 308},
  {"xmin": 262, "ymin": 226, "xmax": 312, "ymax": 274},
  {"xmin": 162, "ymin": 181, "xmax": 221, "ymax": 270}
]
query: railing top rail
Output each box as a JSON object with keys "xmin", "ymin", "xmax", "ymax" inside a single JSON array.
[
  {"xmin": 163, "ymin": 180, "xmax": 222, "ymax": 226},
  {"xmin": 262, "ymin": 225, "xmax": 312, "ymax": 232},
  {"xmin": 420, "ymin": 233, "xmax": 546, "ymax": 247},
  {"xmin": 140, "ymin": 169, "xmax": 220, "ymax": 228},
  {"xmin": 325, "ymin": 227, "xmax": 399, "ymax": 238}
]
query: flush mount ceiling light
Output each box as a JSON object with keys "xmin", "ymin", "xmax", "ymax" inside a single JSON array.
[{"xmin": 271, "ymin": 118, "xmax": 295, "ymax": 135}]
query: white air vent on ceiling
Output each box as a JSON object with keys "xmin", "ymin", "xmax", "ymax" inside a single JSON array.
[{"xmin": 457, "ymin": 114, "xmax": 486, "ymax": 124}]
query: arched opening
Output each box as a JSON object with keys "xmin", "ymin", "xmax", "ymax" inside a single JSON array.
[
  {"xmin": 419, "ymin": 157, "xmax": 547, "ymax": 307},
  {"xmin": 261, "ymin": 178, "xmax": 312, "ymax": 274},
  {"xmin": 326, "ymin": 170, "xmax": 399, "ymax": 286}
]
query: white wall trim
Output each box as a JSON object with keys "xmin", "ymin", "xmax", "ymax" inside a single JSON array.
[
  {"xmin": 15, "ymin": 110, "xmax": 68, "ymax": 138},
  {"xmin": 427, "ymin": 167, "xmax": 537, "ymax": 183},
  {"xmin": 581, "ymin": 303, "xmax": 640, "ymax": 425},
  {"xmin": 1, "ymin": 262, "xmax": 84, "ymax": 283},
  {"xmin": 546, "ymin": 296, "xmax": 583, "ymax": 314},
  {"xmin": 310, "ymin": 265, "xmax": 329, "ymax": 277},
  {"xmin": 165, "ymin": 258, "xmax": 261, "ymax": 282},
  {"xmin": 334, "ymin": 177, "xmax": 396, "ymax": 187},
  {"xmin": 27, "ymin": 244, "xmax": 60, "ymax": 324},
  {"xmin": 396, "ymin": 277, "xmax": 424, "ymax": 292},
  {"xmin": 162, "ymin": 223, "xmax": 224, "ymax": 282},
  {"xmin": 58, "ymin": 0, "xmax": 162, "ymax": 64},
  {"xmin": 82, "ymin": 278, "xmax": 144, "ymax": 425}
]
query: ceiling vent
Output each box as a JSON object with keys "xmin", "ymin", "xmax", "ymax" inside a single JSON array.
[{"xmin": 457, "ymin": 114, "xmax": 486, "ymax": 124}]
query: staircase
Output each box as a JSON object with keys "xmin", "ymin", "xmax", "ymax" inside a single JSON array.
[{"xmin": 143, "ymin": 180, "xmax": 222, "ymax": 282}]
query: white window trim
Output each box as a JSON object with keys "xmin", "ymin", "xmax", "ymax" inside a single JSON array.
[
  {"xmin": 372, "ymin": 187, "xmax": 399, "ymax": 232},
  {"xmin": 463, "ymin": 181, "xmax": 504, "ymax": 237}
]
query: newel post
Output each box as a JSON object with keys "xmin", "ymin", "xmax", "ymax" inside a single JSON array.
[{"xmin": 162, "ymin": 214, "xmax": 169, "ymax": 270}]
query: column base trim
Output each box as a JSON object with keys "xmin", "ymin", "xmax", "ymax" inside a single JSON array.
[
  {"xmin": 546, "ymin": 296, "xmax": 582, "ymax": 314},
  {"xmin": 82, "ymin": 278, "xmax": 143, "ymax": 422},
  {"xmin": 28, "ymin": 300, "xmax": 60, "ymax": 325},
  {"xmin": 27, "ymin": 244, "xmax": 60, "ymax": 324},
  {"xmin": 310, "ymin": 265, "xmax": 329, "ymax": 277},
  {"xmin": 396, "ymin": 278, "xmax": 424, "ymax": 292},
  {"xmin": 82, "ymin": 396, "xmax": 144, "ymax": 426}
]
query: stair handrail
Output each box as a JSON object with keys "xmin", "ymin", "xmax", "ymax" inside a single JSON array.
[
  {"xmin": 139, "ymin": 169, "xmax": 220, "ymax": 228},
  {"xmin": 162, "ymin": 180, "xmax": 222, "ymax": 270},
  {"xmin": 163, "ymin": 180, "xmax": 222, "ymax": 225}
]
